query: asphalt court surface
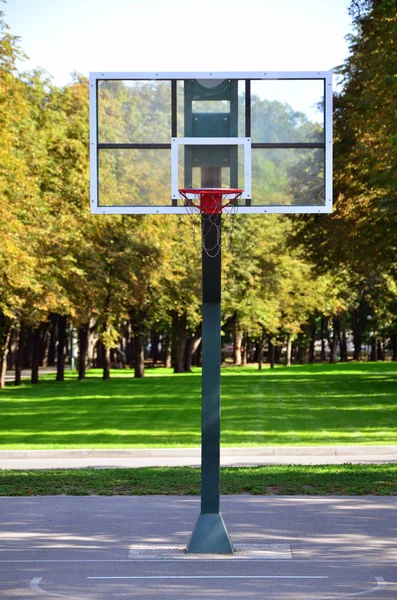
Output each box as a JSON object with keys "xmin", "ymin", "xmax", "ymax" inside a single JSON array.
[{"xmin": 1, "ymin": 495, "xmax": 396, "ymax": 599}]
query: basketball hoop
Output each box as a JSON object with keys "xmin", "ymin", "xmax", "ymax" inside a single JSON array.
[
  {"xmin": 179, "ymin": 188, "xmax": 243, "ymax": 215},
  {"xmin": 179, "ymin": 188, "xmax": 242, "ymax": 257}
]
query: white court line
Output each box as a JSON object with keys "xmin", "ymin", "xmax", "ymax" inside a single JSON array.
[
  {"xmin": 315, "ymin": 577, "xmax": 387, "ymax": 599},
  {"xmin": 29, "ymin": 577, "xmax": 87, "ymax": 600},
  {"xmin": 28, "ymin": 574, "xmax": 388, "ymax": 599},
  {"xmin": 88, "ymin": 575, "xmax": 328, "ymax": 580}
]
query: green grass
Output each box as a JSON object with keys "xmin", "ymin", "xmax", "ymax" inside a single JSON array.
[
  {"xmin": 1, "ymin": 464, "xmax": 397, "ymax": 496},
  {"xmin": 0, "ymin": 363, "xmax": 396, "ymax": 449}
]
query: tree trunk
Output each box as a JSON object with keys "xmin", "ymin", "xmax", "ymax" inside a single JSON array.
[
  {"xmin": 134, "ymin": 333, "xmax": 145, "ymax": 378},
  {"xmin": 258, "ymin": 343, "xmax": 263, "ymax": 370},
  {"xmin": 258, "ymin": 329, "xmax": 265, "ymax": 370},
  {"xmin": 56, "ymin": 315, "xmax": 68, "ymax": 382},
  {"xmin": 15, "ymin": 321, "xmax": 25, "ymax": 386},
  {"xmin": 252, "ymin": 341, "xmax": 259, "ymax": 364},
  {"xmin": 7, "ymin": 328, "xmax": 17, "ymax": 371},
  {"xmin": 102, "ymin": 342, "xmax": 111, "ymax": 380},
  {"xmin": 184, "ymin": 328, "xmax": 202, "ymax": 373},
  {"xmin": 31, "ymin": 326, "xmax": 41, "ymax": 384},
  {"xmin": 164, "ymin": 334, "xmax": 172, "ymax": 368},
  {"xmin": 39, "ymin": 324, "xmax": 50, "ymax": 368},
  {"xmin": 233, "ymin": 321, "xmax": 242, "ymax": 366},
  {"xmin": 340, "ymin": 329, "xmax": 348, "ymax": 362},
  {"xmin": 297, "ymin": 345, "xmax": 305, "ymax": 364},
  {"xmin": 286, "ymin": 334, "xmax": 292, "ymax": 367},
  {"xmin": 47, "ymin": 313, "xmax": 58, "ymax": 367},
  {"xmin": 369, "ymin": 337, "xmax": 377, "ymax": 361},
  {"xmin": 78, "ymin": 322, "xmax": 89, "ymax": 381},
  {"xmin": 130, "ymin": 309, "xmax": 146, "ymax": 378},
  {"xmin": 269, "ymin": 338, "xmax": 275, "ymax": 369},
  {"xmin": 391, "ymin": 333, "xmax": 397, "ymax": 361},
  {"xmin": 173, "ymin": 340, "xmax": 185, "ymax": 372},
  {"xmin": 171, "ymin": 312, "xmax": 188, "ymax": 374},
  {"xmin": 351, "ymin": 308, "xmax": 362, "ymax": 361},
  {"xmin": 194, "ymin": 340, "xmax": 202, "ymax": 367},
  {"xmin": 30, "ymin": 322, "xmax": 51, "ymax": 385},
  {"xmin": 328, "ymin": 318, "xmax": 338, "ymax": 364},
  {"xmin": 309, "ymin": 318, "xmax": 316, "ymax": 363},
  {"xmin": 247, "ymin": 335, "xmax": 255, "ymax": 364},
  {"xmin": 150, "ymin": 328, "xmax": 160, "ymax": 366},
  {"xmin": 275, "ymin": 345, "xmax": 282, "ymax": 364},
  {"xmin": 110, "ymin": 348, "xmax": 116, "ymax": 367},
  {"xmin": 124, "ymin": 322, "xmax": 133, "ymax": 367},
  {"xmin": 24, "ymin": 327, "xmax": 34, "ymax": 369},
  {"xmin": 320, "ymin": 316, "xmax": 328, "ymax": 362},
  {"xmin": 377, "ymin": 339, "xmax": 384, "ymax": 361},
  {"xmin": 0, "ymin": 314, "xmax": 13, "ymax": 390},
  {"xmin": 94, "ymin": 340, "xmax": 103, "ymax": 368},
  {"xmin": 337, "ymin": 317, "xmax": 348, "ymax": 362},
  {"xmin": 241, "ymin": 332, "xmax": 248, "ymax": 366}
]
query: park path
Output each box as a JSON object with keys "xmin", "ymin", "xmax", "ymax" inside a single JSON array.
[{"xmin": 1, "ymin": 446, "xmax": 397, "ymax": 469}]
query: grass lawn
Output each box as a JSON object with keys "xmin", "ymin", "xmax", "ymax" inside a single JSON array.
[
  {"xmin": 0, "ymin": 362, "xmax": 396, "ymax": 449},
  {"xmin": 1, "ymin": 464, "xmax": 397, "ymax": 496}
]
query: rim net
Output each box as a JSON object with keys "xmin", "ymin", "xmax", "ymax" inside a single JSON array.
[{"xmin": 179, "ymin": 188, "xmax": 242, "ymax": 258}]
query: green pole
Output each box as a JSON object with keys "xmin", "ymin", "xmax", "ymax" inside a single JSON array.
[
  {"xmin": 186, "ymin": 214, "xmax": 234, "ymax": 554},
  {"xmin": 201, "ymin": 214, "xmax": 221, "ymax": 514},
  {"xmin": 184, "ymin": 79, "xmax": 236, "ymax": 553}
]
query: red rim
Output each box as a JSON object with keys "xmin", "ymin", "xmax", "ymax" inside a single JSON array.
[
  {"xmin": 179, "ymin": 188, "xmax": 243, "ymax": 195},
  {"xmin": 179, "ymin": 188, "xmax": 243, "ymax": 215}
]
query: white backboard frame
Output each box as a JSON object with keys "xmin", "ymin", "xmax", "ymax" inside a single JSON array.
[{"xmin": 90, "ymin": 71, "xmax": 332, "ymax": 215}]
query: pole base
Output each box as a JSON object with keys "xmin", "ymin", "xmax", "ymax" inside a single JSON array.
[{"xmin": 186, "ymin": 513, "xmax": 234, "ymax": 554}]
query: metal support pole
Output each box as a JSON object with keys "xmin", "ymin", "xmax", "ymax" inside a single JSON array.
[
  {"xmin": 186, "ymin": 214, "xmax": 234, "ymax": 554},
  {"xmin": 201, "ymin": 214, "xmax": 221, "ymax": 514}
]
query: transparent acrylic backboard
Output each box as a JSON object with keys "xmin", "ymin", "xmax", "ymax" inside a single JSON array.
[{"xmin": 90, "ymin": 72, "xmax": 332, "ymax": 214}]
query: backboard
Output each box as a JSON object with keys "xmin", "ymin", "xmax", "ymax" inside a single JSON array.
[{"xmin": 90, "ymin": 71, "xmax": 332, "ymax": 214}]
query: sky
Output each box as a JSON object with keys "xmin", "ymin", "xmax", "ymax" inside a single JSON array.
[{"xmin": 4, "ymin": 0, "xmax": 353, "ymax": 87}]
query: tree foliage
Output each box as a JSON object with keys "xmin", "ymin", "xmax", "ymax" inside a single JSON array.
[{"xmin": 1, "ymin": 2, "xmax": 396, "ymax": 388}]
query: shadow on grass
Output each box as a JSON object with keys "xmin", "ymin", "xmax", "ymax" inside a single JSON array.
[{"xmin": 1, "ymin": 363, "xmax": 396, "ymax": 448}]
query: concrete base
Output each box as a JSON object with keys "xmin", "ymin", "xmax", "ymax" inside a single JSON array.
[
  {"xmin": 128, "ymin": 543, "xmax": 292, "ymax": 559},
  {"xmin": 186, "ymin": 513, "xmax": 234, "ymax": 554}
]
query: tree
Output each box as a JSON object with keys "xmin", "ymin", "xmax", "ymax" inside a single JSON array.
[
  {"xmin": 164, "ymin": 216, "xmax": 202, "ymax": 373},
  {"xmin": 125, "ymin": 215, "xmax": 173, "ymax": 377},
  {"xmin": 0, "ymin": 13, "xmax": 44, "ymax": 388},
  {"xmin": 290, "ymin": 0, "xmax": 397, "ymax": 362},
  {"xmin": 15, "ymin": 72, "xmax": 91, "ymax": 383},
  {"xmin": 297, "ymin": 0, "xmax": 397, "ymax": 277}
]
